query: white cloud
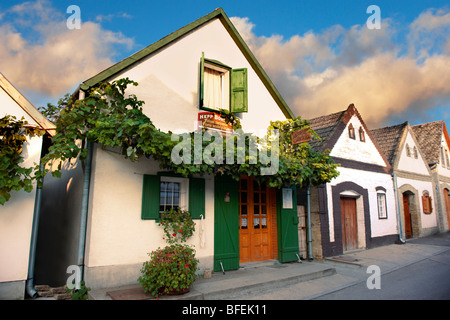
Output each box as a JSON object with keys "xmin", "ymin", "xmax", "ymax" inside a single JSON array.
[
  {"xmin": 231, "ymin": 8, "xmax": 450, "ymax": 127},
  {"xmin": 0, "ymin": 0, "xmax": 134, "ymax": 97}
]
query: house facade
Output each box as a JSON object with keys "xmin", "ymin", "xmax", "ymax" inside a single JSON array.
[
  {"xmin": 412, "ymin": 121, "xmax": 450, "ymax": 233},
  {"xmin": 0, "ymin": 73, "xmax": 55, "ymax": 299},
  {"xmin": 371, "ymin": 122, "xmax": 438, "ymax": 240},
  {"xmin": 305, "ymin": 104, "xmax": 398, "ymax": 259},
  {"xmin": 37, "ymin": 9, "xmax": 302, "ymax": 290}
]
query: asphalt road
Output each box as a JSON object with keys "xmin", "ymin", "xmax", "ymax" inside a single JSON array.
[
  {"xmin": 315, "ymin": 248, "xmax": 450, "ymax": 300},
  {"xmin": 317, "ymin": 232, "xmax": 450, "ymax": 300},
  {"xmin": 239, "ymin": 232, "xmax": 450, "ymax": 300}
]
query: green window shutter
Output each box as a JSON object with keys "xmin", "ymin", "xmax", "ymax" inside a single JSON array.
[
  {"xmin": 199, "ymin": 52, "xmax": 205, "ymax": 108},
  {"xmin": 230, "ymin": 68, "xmax": 248, "ymax": 113},
  {"xmin": 189, "ymin": 178, "xmax": 205, "ymax": 219},
  {"xmin": 141, "ymin": 174, "xmax": 160, "ymax": 220}
]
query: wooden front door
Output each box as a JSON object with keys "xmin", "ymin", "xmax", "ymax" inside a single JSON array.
[
  {"xmin": 239, "ymin": 176, "xmax": 275, "ymax": 262},
  {"xmin": 444, "ymin": 189, "xmax": 450, "ymax": 230},
  {"xmin": 403, "ymin": 193, "xmax": 413, "ymax": 239},
  {"xmin": 340, "ymin": 197, "xmax": 357, "ymax": 251}
]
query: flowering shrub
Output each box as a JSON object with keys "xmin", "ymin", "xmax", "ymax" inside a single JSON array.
[
  {"xmin": 138, "ymin": 208, "xmax": 198, "ymax": 297},
  {"xmin": 159, "ymin": 208, "xmax": 195, "ymax": 244},
  {"xmin": 138, "ymin": 244, "xmax": 198, "ymax": 297}
]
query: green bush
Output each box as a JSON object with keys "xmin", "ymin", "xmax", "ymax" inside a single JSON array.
[{"xmin": 138, "ymin": 244, "xmax": 199, "ymax": 297}]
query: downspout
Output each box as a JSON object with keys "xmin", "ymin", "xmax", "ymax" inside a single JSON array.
[
  {"xmin": 392, "ymin": 172, "xmax": 406, "ymax": 244},
  {"xmin": 306, "ymin": 182, "xmax": 314, "ymax": 260},
  {"xmin": 25, "ymin": 162, "xmax": 44, "ymax": 298},
  {"xmin": 76, "ymin": 89, "xmax": 93, "ymax": 284},
  {"xmin": 77, "ymin": 140, "xmax": 93, "ymax": 283}
]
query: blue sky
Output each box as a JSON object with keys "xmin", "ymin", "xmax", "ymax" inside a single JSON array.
[{"xmin": 1, "ymin": 0, "xmax": 449, "ymax": 128}]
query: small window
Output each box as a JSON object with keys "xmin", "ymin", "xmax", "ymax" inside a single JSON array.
[
  {"xmin": 159, "ymin": 177, "xmax": 188, "ymax": 217},
  {"xmin": 359, "ymin": 127, "xmax": 365, "ymax": 142},
  {"xmin": 441, "ymin": 147, "xmax": 445, "ymax": 167},
  {"xmin": 200, "ymin": 53, "xmax": 247, "ymax": 113},
  {"xmin": 348, "ymin": 123, "xmax": 355, "ymax": 140},
  {"xmin": 406, "ymin": 144, "xmax": 411, "ymax": 157},
  {"xmin": 413, "ymin": 146, "xmax": 418, "ymax": 159},
  {"xmin": 422, "ymin": 191, "xmax": 433, "ymax": 214},
  {"xmin": 446, "ymin": 149, "xmax": 450, "ymax": 168},
  {"xmin": 377, "ymin": 193, "xmax": 388, "ymax": 219},
  {"xmin": 203, "ymin": 64, "xmax": 230, "ymax": 112}
]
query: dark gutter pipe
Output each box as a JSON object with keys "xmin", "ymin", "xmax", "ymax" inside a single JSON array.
[
  {"xmin": 306, "ymin": 182, "xmax": 314, "ymax": 261},
  {"xmin": 25, "ymin": 163, "xmax": 43, "ymax": 298}
]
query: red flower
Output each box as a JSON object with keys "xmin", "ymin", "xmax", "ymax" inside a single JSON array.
[
  {"xmin": 185, "ymin": 264, "xmax": 189, "ymax": 268},
  {"xmin": 172, "ymin": 233, "xmax": 176, "ymax": 237},
  {"xmin": 179, "ymin": 229, "xmax": 183, "ymax": 233},
  {"xmin": 185, "ymin": 270, "xmax": 189, "ymax": 273}
]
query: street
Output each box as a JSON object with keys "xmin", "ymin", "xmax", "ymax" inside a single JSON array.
[
  {"xmin": 236, "ymin": 232, "xmax": 450, "ymax": 300},
  {"xmin": 315, "ymin": 249, "xmax": 450, "ymax": 300}
]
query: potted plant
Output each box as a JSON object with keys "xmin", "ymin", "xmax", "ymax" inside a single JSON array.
[{"xmin": 138, "ymin": 208, "xmax": 199, "ymax": 297}]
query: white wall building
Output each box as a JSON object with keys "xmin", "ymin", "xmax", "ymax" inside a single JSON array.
[
  {"xmin": 372, "ymin": 122, "xmax": 437, "ymax": 240},
  {"xmin": 0, "ymin": 73, "xmax": 55, "ymax": 299},
  {"xmin": 307, "ymin": 104, "xmax": 398, "ymax": 257},
  {"xmin": 38, "ymin": 8, "xmax": 299, "ymax": 290}
]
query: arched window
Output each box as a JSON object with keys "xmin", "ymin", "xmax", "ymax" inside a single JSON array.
[
  {"xmin": 406, "ymin": 144, "xmax": 411, "ymax": 157},
  {"xmin": 348, "ymin": 123, "xmax": 355, "ymax": 140},
  {"xmin": 413, "ymin": 146, "xmax": 418, "ymax": 159},
  {"xmin": 376, "ymin": 186, "xmax": 387, "ymax": 219},
  {"xmin": 359, "ymin": 127, "xmax": 365, "ymax": 142}
]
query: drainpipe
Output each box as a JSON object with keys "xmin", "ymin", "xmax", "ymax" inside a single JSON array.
[
  {"xmin": 306, "ymin": 182, "xmax": 314, "ymax": 260},
  {"xmin": 77, "ymin": 140, "xmax": 93, "ymax": 283},
  {"xmin": 25, "ymin": 163, "xmax": 44, "ymax": 298},
  {"xmin": 76, "ymin": 88, "xmax": 93, "ymax": 284},
  {"xmin": 392, "ymin": 172, "xmax": 406, "ymax": 244}
]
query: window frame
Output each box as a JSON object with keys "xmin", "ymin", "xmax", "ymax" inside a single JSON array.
[
  {"xmin": 359, "ymin": 126, "xmax": 365, "ymax": 142},
  {"xmin": 199, "ymin": 53, "xmax": 248, "ymax": 113},
  {"xmin": 202, "ymin": 60, "xmax": 231, "ymax": 112},
  {"xmin": 406, "ymin": 144, "xmax": 411, "ymax": 157},
  {"xmin": 159, "ymin": 176, "xmax": 189, "ymax": 216},
  {"xmin": 348, "ymin": 123, "xmax": 355, "ymax": 140},
  {"xmin": 376, "ymin": 190, "xmax": 388, "ymax": 219},
  {"xmin": 422, "ymin": 191, "xmax": 433, "ymax": 214},
  {"xmin": 141, "ymin": 174, "xmax": 205, "ymax": 220}
]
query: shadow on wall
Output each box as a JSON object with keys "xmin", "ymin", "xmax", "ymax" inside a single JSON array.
[{"xmin": 34, "ymin": 159, "xmax": 84, "ymax": 287}]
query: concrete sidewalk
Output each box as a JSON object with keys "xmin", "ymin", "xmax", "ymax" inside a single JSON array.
[
  {"xmin": 88, "ymin": 233, "xmax": 450, "ymax": 300},
  {"xmin": 89, "ymin": 260, "xmax": 336, "ymax": 300}
]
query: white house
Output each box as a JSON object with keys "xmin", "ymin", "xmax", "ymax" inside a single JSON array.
[
  {"xmin": 38, "ymin": 8, "xmax": 301, "ymax": 290},
  {"xmin": 306, "ymin": 104, "xmax": 398, "ymax": 258},
  {"xmin": 0, "ymin": 73, "xmax": 55, "ymax": 299},
  {"xmin": 412, "ymin": 121, "xmax": 450, "ymax": 233},
  {"xmin": 371, "ymin": 122, "xmax": 437, "ymax": 240}
]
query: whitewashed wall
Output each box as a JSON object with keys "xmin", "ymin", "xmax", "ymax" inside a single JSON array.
[
  {"xmin": 110, "ymin": 18, "xmax": 286, "ymax": 136},
  {"xmin": 325, "ymin": 167, "xmax": 397, "ymax": 244},
  {"xmin": 83, "ymin": 17, "xmax": 291, "ymax": 288},
  {"xmin": 0, "ymin": 88, "xmax": 43, "ymax": 298},
  {"xmin": 330, "ymin": 115, "xmax": 386, "ymax": 166},
  {"xmin": 84, "ymin": 145, "xmax": 215, "ymax": 288}
]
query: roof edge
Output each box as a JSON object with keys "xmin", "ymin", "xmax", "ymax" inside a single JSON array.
[{"xmin": 0, "ymin": 73, "xmax": 56, "ymax": 136}]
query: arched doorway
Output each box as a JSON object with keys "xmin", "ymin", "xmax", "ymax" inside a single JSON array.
[
  {"xmin": 402, "ymin": 192, "xmax": 413, "ymax": 238},
  {"xmin": 444, "ymin": 188, "xmax": 450, "ymax": 230}
]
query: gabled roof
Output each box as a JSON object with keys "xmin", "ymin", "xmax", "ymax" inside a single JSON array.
[
  {"xmin": 412, "ymin": 120, "xmax": 450, "ymax": 165},
  {"xmin": 308, "ymin": 104, "xmax": 391, "ymax": 172},
  {"xmin": 371, "ymin": 122, "xmax": 408, "ymax": 165},
  {"xmin": 79, "ymin": 8, "xmax": 294, "ymax": 119},
  {"xmin": 0, "ymin": 73, "xmax": 56, "ymax": 136}
]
